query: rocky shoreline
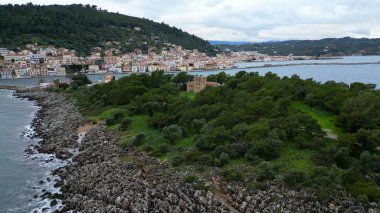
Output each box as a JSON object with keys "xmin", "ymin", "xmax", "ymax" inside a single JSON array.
[{"xmin": 15, "ymin": 89, "xmax": 377, "ymax": 212}]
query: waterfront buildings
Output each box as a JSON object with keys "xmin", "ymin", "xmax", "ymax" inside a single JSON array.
[{"xmin": 0, "ymin": 43, "xmax": 314, "ymax": 79}]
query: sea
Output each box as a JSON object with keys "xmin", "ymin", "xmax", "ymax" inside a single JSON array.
[
  {"xmin": 0, "ymin": 55, "xmax": 379, "ymax": 212},
  {"xmin": 0, "ymin": 90, "xmax": 66, "ymax": 212},
  {"xmin": 0, "ymin": 56, "xmax": 380, "ymax": 88}
]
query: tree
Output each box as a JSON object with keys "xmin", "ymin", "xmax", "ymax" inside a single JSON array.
[
  {"xmin": 142, "ymin": 101, "xmax": 164, "ymax": 117},
  {"xmin": 208, "ymin": 72, "xmax": 227, "ymax": 84},
  {"xmin": 149, "ymin": 112, "xmax": 171, "ymax": 128},
  {"xmin": 218, "ymin": 152, "xmax": 231, "ymax": 166},
  {"xmin": 333, "ymin": 147, "xmax": 351, "ymax": 169},
  {"xmin": 191, "ymin": 118, "xmax": 206, "ymax": 133},
  {"xmin": 360, "ymin": 151, "xmax": 372, "ymax": 174},
  {"xmin": 350, "ymin": 82, "xmax": 376, "ymax": 91},
  {"xmin": 70, "ymin": 73, "xmax": 91, "ymax": 87},
  {"xmin": 196, "ymin": 136, "xmax": 211, "ymax": 151},
  {"xmin": 162, "ymin": 124, "xmax": 183, "ymax": 143},
  {"xmin": 256, "ymin": 161, "xmax": 275, "ymax": 181},
  {"xmin": 283, "ymin": 169, "xmax": 307, "ymax": 187},
  {"xmin": 338, "ymin": 93, "xmax": 380, "ymax": 132},
  {"xmin": 355, "ymin": 129, "xmax": 380, "ymax": 152},
  {"xmin": 173, "ymin": 72, "xmax": 193, "ymax": 90},
  {"xmin": 246, "ymin": 138, "xmax": 283, "ymax": 161},
  {"xmin": 232, "ymin": 123, "xmax": 250, "ymax": 139}
]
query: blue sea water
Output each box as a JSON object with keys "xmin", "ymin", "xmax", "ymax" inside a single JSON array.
[
  {"xmin": 191, "ymin": 64, "xmax": 380, "ymax": 88},
  {"xmin": 0, "ymin": 90, "xmax": 65, "ymax": 212},
  {"xmin": 0, "ymin": 90, "xmax": 39, "ymax": 212}
]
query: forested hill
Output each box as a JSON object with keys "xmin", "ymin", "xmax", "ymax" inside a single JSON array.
[
  {"xmin": 0, "ymin": 4, "xmax": 217, "ymax": 56},
  {"xmin": 216, "ymin": 37, "xmax": 380, "ymax": 56}
]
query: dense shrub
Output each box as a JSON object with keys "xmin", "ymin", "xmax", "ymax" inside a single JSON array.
[
  {"xmin": 198, "ymin": 155, "xmax": 213, "ymax": 167},
  {"xmin": 70, "ymin": 73, "xmax": 92, "ymax": 87},
  {"xmin": 222, "ymin": 168, "xmax": 245, "ymax": 182},
  {"xmin": 152, "ymin": 144, "xmax": 170, "ymax": 157},
  {"xmin": 191, "ymin": 119, "xmax": 206, "ymax": 133},
  {"xmin": 246, "ymin": 138, "xmax": 283, "ymax": 161},
  {"xmin": 196, "ymin": 136, "xmax": 211, "ymax": 151},
  {"xmin": 162, "ymin": 124, "xmax": 183, "ymax": 144},
  {"xmin": 256, "ymin": 161, "xmax": 275, "ymax": 181},
  {"xmin": 357, "ymin": 194, "xmax": 369, "ymax": 204},
  {"xmin": 283, "ymin": 169, "xmax": 307, "ymax": 187},
  {"xmin": 183, "ymin": 174, "xmax": 198, "ymax": 183},
  {"xmin": 113, "ymin": 112, "xmax": 124, "ymax": 121},
  {"xmin": 132, "ymin": 133, "xmax": 146, "ymax": 146},
  {"xmin": 119, "ymin": 118, "xmax": 133, "ymax": 131},
  {"xmin": 171, "ymin": 154, "xmax": 186, "ymax": 167},
  {"xmin": 218, "ymin": 152, "xmax": 231, "ymax": 167},
  {"xmin": 105, "ymin": 118, "xmax": 116, "ymax": 126},
  {"xmin": 149, "ymin": 113, "xmax": 171, "ymax": 128},
  {"xmin": 333, "ymin": 147, "xmax": 351, "ymax": 169}
]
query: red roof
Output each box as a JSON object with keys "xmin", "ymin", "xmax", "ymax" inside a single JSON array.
[{"xmin": 206, "ymin": 82, "xmax": 220, "ymax": 86}]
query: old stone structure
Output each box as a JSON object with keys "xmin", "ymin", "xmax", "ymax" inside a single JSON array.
[{"xmin": 187, "ymin": 76, "xmax": 207, "ymax": 92}]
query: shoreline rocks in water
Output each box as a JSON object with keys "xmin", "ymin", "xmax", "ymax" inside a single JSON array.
[{"xmin": 15, "ymin": 89, "xmax": 377, "ymax": 212}]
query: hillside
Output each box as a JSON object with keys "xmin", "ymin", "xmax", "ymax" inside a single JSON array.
[
  {"xmin": 0, "ymin": 4, "xmax": 217, "ymax": 56},
  {"xmin": 68, "ymin": 71, "xmax": 380, "ymax": 206},
  {"xmin": 208, "ymin": 40, "xmax": 251, "ymax": 45},
  {"xmin": 216, "ymin": 37, "xmax": 380, "ymax": 56}
]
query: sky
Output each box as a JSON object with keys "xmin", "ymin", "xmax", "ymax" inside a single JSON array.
[{"xmin": 4, "ymin": 0, "xmax": 380, "ymax": 42}]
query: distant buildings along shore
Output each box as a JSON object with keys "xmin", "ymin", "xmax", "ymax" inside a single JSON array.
[{"xmin": 0, "ymin": 43, "xmax": 316, "ymax": 80}]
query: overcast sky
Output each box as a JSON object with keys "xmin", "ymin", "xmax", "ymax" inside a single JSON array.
[{"xmin": 5, "ymin": 0, "xmax": 380, "ymax": 42}]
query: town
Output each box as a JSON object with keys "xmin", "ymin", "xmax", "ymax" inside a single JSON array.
[{"xmin": 0, "ymin": 43, "xmax": 315, "ymax": 79}]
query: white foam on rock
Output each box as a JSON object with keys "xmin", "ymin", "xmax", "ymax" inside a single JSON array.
[{"xmin": 27, "ymin": 132, "xmax": 85, "ymax": 213}]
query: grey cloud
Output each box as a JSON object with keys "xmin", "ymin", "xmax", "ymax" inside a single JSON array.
[{"xmin": 6, "ymin": 0, "xmax": 380, "ymax": 41}]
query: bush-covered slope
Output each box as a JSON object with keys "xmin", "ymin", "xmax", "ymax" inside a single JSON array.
[
  {"xmin": 0, "ymin": 3, "xmax": 217, "ymax": 56},
  {"xmin": 68, "ymin": 71, "xmax": 380, "ymax": 202}
]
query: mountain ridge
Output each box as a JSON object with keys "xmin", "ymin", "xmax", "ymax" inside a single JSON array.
[{"xmin": 215, "ymin": 37, "xmax": 380, "ymax": 56}]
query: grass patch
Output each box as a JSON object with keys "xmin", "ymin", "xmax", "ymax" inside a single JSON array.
[
  {"xmin": 292, "ymin": 101, "xmax": 342, "ymax": 136},
  {"xmin": 180, "ymin": 92, "xmax": 197, "ymax": 100},
  {"xmin": 346, "ymin": 175, "xmax": 380, "ymax": 201},
  {"xmin": 86, "ymin": 106, "xmax": 128, "ymax": 121},
  {"xmin": 273, "ymin": 142, "xmax": 317, "ymax": 175},
  {"xmin": 119, "ymin": 115, "xmax": 166, "ymax": 148}
]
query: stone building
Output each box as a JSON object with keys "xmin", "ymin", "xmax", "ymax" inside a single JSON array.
[{"xmin": 187, "ymin": 76, "xmax": 207, "ymax": 93}]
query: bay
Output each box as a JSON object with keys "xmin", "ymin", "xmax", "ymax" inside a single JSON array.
[{"xmin": 0, "ymin": 56, "xmax": 380, "ymax": 88}]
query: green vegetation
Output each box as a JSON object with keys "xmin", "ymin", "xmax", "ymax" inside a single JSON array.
[
  {"xmin": 216, "ymin": 37, "xmax": 380, "ymax": 56},
  {"xmin": 68, "ymin": 70, "xmax": 380, "ymax": 202},
  {"xmin": 70, "ymin": 73, "xmax": 92, "ymax": 88},
  {"xmin": 292, "ymin": 101, "xmax": 341, "ymax": 136},
  {"xmin": 0, "ymin": 4, "xmax": 217, "ymax": 56}
]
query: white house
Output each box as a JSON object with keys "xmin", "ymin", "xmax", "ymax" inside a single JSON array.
[
  {"xmin": 88, "ymin": 65, "xmax": 100, "ymax": 73},
  {"xmin": 0, "ymin": 48, "xmax": 8, "ymax": 56},
  {"xmin": 29, "ymin": 54, "xmax": 41, "ymax": 63}
]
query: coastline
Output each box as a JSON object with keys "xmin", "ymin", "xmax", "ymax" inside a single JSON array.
[
  {"xmin": 14, "ymin": 89, "xmax": 375, "ymax": 212},
  {"xmin": 235, "ymin": 61, "xmax": 380, "ymax": 70},
  {"xmin": 14, "ymin": 89, "xmax": 86, "ymax": 212},
  {"xmin": 2, "ymin": 60, "xmax": 380, "ymax": 83}
]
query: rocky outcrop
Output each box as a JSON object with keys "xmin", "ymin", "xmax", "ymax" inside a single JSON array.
[{"xmin": 16, "ymin": 89, "xmax": 85, "ymax": 159}]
